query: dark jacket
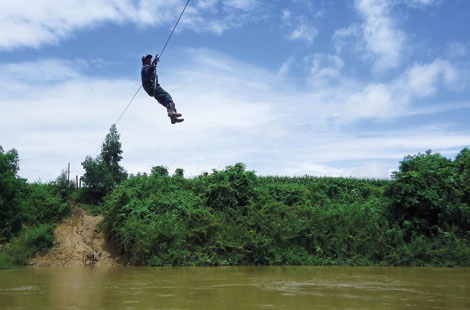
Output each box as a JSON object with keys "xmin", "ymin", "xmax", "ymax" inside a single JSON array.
[{"xmin": 141, "ymin": 64, "xmax": 158, "ymax": 96}]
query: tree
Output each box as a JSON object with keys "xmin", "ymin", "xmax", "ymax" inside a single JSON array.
[
  {"xmin": 453, "ymin": 148, "xmax": 470, "ymax": 232},
  {"xmin": 80, "ymin": 125, "xmax": 127, "ymax": 203},
  {"xmin": 455, "ymin": 148, "xmax": 470, "ymax": 205},
  {"xmin": 101, "ymin": 124, "xmax": 125, "ymax": 178},
  {"xmin": 0, "ymin": 146, "xmax": 26, "ymax": 242},
  {"xmin": 387, "ymin": 150, "xmax": 459, "ymax": 234}
]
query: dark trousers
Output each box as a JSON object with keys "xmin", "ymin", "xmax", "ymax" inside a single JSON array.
[{"xmin": 153, "ymin": 84, "xmax": 173, "ymax": 109}]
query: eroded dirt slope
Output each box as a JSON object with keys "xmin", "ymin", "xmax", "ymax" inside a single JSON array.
[{"xmin": 30, "ymin": 207, "xmax": 120, "ymax": 267}]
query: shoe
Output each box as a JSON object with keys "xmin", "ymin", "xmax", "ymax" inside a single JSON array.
[
  {"xmin": 170, "ymin": 117, "xmax": 184, "ymax": 124},
  {"xmin": 168, "ymin": 111, "xmax": 182, "ymax": 118}
]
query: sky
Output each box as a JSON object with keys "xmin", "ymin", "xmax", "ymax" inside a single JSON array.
[{"xmin": 1, "ymin": 0, "xmax": 469, "ymax": 182}]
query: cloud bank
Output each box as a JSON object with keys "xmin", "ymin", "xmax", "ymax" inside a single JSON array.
[{"xmin": 0, "ymin": 0, "xmax": 468, "ymax": 182}]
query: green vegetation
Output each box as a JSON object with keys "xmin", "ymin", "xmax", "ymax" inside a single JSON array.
[
  {"xmin": 0, "ymin": 147, "xmax": 73, "ymax": 268},
  {"xmin": 78, "ymin": 124, "xmax": 127, "ymax": 204},
  {"xmin": 0, "ymin": 147, "xmax": 25, "ymax": 242},
  {"xmin": 103, "ymin": 157, "xmax": 469, "ymax": 267},
  {"xmin": 0, "ymin": 124, "xmax": 127, "ymax": 268},
  {"xmin": 1, "ymin": 125, "xmax": 469, "ymax": 267},
  {"xmin": 0, "ymin": 224, "xmax": 55, "ymax": 267}
]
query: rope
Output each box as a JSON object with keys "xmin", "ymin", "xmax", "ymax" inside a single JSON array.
[
  {"xmin": 115, "ymin": 85, "xmax": 142, "ymax": 125},
  {"xmin": 93, "ymin": 0, "xmax": 191, "ymax": 157},
  {"xmin": 159, "ymin": 0, "xmax": 191, "ymax": 59},
  {"xmin": 114, "ymin": 0, "xmax": 190, "ymax": 126}
]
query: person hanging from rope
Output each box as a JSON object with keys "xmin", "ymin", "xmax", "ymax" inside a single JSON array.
[{"xmin": 141, "ymin": 54, "xmax": 184, "ymax": 124}]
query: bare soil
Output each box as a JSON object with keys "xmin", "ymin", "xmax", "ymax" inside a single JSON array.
[{"xmin": 29, "ymin": 207, "xmax": 121, "ymax": 267}]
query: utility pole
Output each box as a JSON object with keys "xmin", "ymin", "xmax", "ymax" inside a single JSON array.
[{"xmin": 67, "ymin": 163, "xmax": 70, "ymax": 185}]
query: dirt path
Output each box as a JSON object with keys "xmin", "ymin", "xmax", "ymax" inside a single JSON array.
[{"xmin": 30, "ymin": 207, "xmax": 120, "ymax": 267}]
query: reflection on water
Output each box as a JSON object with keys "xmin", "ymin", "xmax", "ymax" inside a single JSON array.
[{"xmin": 0, "ymin": 266, "xmax": 469, "ymax": 309}]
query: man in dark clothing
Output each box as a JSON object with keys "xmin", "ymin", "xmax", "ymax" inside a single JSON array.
[{"xmin": 141, "ymin": 54, "xmax": 183, "ymax": 124}]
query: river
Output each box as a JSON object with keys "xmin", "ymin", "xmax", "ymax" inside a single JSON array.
[{"xmin": 0, "ymin": 266, "xmax": 468, "ymax": 309}]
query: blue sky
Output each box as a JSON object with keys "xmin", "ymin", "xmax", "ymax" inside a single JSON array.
[{"xmin": 1, "ymin": 0, "xmax": 469, "ymax": 182}]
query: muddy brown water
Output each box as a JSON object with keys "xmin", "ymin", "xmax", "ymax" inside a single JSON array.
[{"xmin": 0, "ymin": 266, "xmax": 468, "ymax": 309}]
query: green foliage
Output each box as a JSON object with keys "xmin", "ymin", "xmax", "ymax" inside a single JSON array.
[
  {"xmin": 101, "ymin": 124, "xmax": 124, "ymax": 168},
  {"xmin": 3, "ymin": 142, "xmax": 469, "ymax": 267},
  {"xmin": 450, "ymin": 149, "xmax": 470, "ymax": 232},
  {"xmin": 0, "ymin": 147, "xmax": 26, "ymax": 242},
  {"xmin": 0, "ymin": 179, "xmax": 72, "ymax": 267},
  {"xmin": 0, "ymin": 224, "xmax": 54, "ymax": 267},
  {"xmin": 104, "ymin": 168, "xmax": 199, "ymax": 265},
  {"xmin": 24, "ymin": 183, "xmax": 71, "ymax": 224},
  {"xmin": 1, "ymin": 146, "xmax": 73, "ymax": 266},
  {"xmin": 455, "ymin": 148, "xmax": 470, "ymax": 206},
  {"xmin": 50, "ymin": 169, "xmax": 77, "ymax": 200},
  {"xmin": 101, "ymin": 153, "xmax": 469, "ymax": 267},
  {"xmin": 102, "ymin": 164, "xmax": 380, "ymax": 266},
  {"xmin": 151, "ymin": 165, "xmax": 169, "ymax": 177},
  {"xmin": 80, "ymin": 125, "xmax": 127, "ymax": 203},
  {"xmin": 387, "ymin": 150, "xmax": 469, "ymax": 236},
  {"xmin": 197, "ymin": 163, "xmax": 259, "ymax": 212},
  {"xmin": 80, "ymin": 155, "xmax": 115, "ymax": 203}
]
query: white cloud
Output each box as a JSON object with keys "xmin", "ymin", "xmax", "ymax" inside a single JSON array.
[
  {"xmin": 183, "ymin": 0, "xmax": 263, "ymax": 34},
  {"xmin": 224, "ymin": 0, "xmax": 259, "ymax": 10},
  {"xmin": 0, "ymin": 0, "xmax": 262, "ymax": 50},
  {"xmin": 288, "ymin": 22, "xmax": 318, "ymax": 45},
  {"xmin": 288, "ymin": 161, "xmax": 393, "ymax": 179},
  {"xmin": 398, "ymin": 59, "xmax": 458, "ymax": 98},
  {"xmin": 0, "ymin": 59, "xmax": 81, "ymax": 85},
  {"xmin": 281, "ymin": 6, "xmax": 318, "ymax": 45},
  {"xmin": 332, "ymin": 58, "xmax": 459, "ymax": 123},
  {"xmin": 333, "ymin": 24, "xmax": 361, "ymax": 54},
  {"xmin": 0, "ymin": 0, "xmax": 145, "ymax": 50},
  {"xmin": 1, "ymin": 47, "xmax": 468, "ymax": 182},
  {"xmin": 447, "ymin": 42, "xmax": 469, "ymax": 59},
  {"xmin": 278, "ymin": 56, "xmax": 295, "ymax": 77},
  {"xmin": 354, "ymin": 0, "xmax": 406, "ymax": 72},
  {"xmin": 335, "ymin": 0, "xmax": 451, "ymax": 75},
  {"xmin": 404, "ymin": 0, "xmax": 444, "ymax": 8},
  {"xmin": 282, "ymin": 9, "xmax": 291, "ymax": 22},
  {"xmin": 0, "ymin": 0, "xmax": 468, "ymax": 184},
  {"xmin": 342, "ymin": 83, "xmax": 397, "ymax": 122},
  {"xmin": 309, "ymin": 53, "xmax": 344, "ymax": 85}
]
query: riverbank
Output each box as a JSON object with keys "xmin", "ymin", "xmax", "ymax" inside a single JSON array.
[
  {"xmin": 102, "ymin": 163, "xmax": 470, "ymax": 266},
  {"xmin": 30, "ymin": 207, "xmax": 120, "ymax": 267},
  {"xmin": 2, "ymin": 148, "xmax": 469, "ymax": 268}
]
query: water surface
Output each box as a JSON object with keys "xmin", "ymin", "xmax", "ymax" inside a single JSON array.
[{"xmin": 0, "ymin": 266, "xmax": 468, "ymax": 309}]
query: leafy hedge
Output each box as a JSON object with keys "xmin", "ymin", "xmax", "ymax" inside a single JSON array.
[{"xmin": 104, "ymin": 154, "xmax": 469, "ymax": 266}]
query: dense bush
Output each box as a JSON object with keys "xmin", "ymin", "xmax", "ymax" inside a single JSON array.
[
  {"xmin": 102, "ymin": 154, "xmax": 469, "ymax": 267},
  {"xmin": 0, "ymin": 224, "xmax": 55, "ymax": 267},
  {"xmin": 0, "ymin": 147, "xmax": 26, "ymax": 242},
  {"xmin": 24, "ymin": 183, "xmax": 72, "ymax": 224},
  {"xmin": 103, "ymin": 164, "xmax": 401, "ymax": 266},
  {"xmin": 387, "ymin": 149, "xmax": 470, "ymax": 236},
  {"xmin": 1, "ymin": 146, "xmax": 73, "ymax": 267}
]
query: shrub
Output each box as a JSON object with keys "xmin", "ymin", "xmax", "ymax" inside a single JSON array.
[
  {"xmin": 387, "ymin": 150, "xmax": 459, "ymax": 234},
  {"xmin": 25, "ymin": 183, "xmax": 71, "ymax": 224},
  {"xmin": 0, "ymin": 224, "xmax": 54, "ymax": 267},
  {"xmin": 0, "ymin": 147, "xmax": 26, "ymax": 242}
]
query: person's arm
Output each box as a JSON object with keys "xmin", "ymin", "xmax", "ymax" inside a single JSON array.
[
  {"xmin": 152, "ymin": 54, "xmax": 160, "ymax": 66},
  {"xmin": 152, "ymin": 55, "xmax": 160, "ymax": 84}
]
